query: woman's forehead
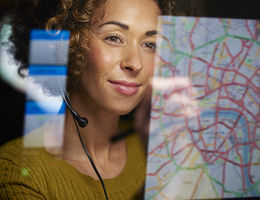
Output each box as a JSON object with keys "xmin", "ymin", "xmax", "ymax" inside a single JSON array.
[{"xmin": 92, "ymin": 0, "xmax": 160, "ymax": 29}]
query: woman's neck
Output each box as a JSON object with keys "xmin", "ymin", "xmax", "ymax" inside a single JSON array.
[
  {"xmin": 58, "ymin": 89, "xmax": 127, "ymax": 177},
  {"xmin": 63, "ymin": 96, "xmax": 120, "ymax": 155}
]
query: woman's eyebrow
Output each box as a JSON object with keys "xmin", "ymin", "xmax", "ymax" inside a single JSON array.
[
  {"xmin": 98, "ymin": 21, "xmax": 159, "ymax": 36},
  {"xmin": 98, "ymin": 21, "xmax": 129, "ymax": 30},
  {"xmin": 145, "ymin": 30, "xmax": 158, "ymax": 36}
]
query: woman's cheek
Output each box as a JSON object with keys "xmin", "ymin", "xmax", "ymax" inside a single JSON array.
[
  {"xmin": 93, "ymin": 45, "xmax": 122, "ymax": 72},
  {"xmin": 142, "ymin": 53, "xmax": 156, "ymax": 78}
]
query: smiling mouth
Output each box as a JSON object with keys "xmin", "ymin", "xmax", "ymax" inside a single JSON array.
[{"xmin": 108, "ymin": 80, "xmax": 140, "ymax": 96}]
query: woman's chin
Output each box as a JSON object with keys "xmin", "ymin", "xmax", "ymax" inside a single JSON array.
[
  {"xmin": 106, "ymin": 103, "xmax": 137, "ymax": 116},
  {"xmin": 101, "ymin": 98, "xmax": 140, "ymax": 116},
  {"xmin": 113, "ymin": 107, "xmax": 135, "ymax": 116}
]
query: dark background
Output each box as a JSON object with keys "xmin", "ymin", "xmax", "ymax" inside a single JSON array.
[{"xmin": 204, "ymin": 0, "xmax": 260, "ymax": 19}]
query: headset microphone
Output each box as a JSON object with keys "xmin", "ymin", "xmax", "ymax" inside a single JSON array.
[{"xmin": 68, "ymin": 107, "xmax": 88, "ymax": 128}]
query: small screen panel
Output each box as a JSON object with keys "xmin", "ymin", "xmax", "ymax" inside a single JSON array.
[{"xmin": 23, "ymin": 30, "xmax": 70, "ymax": 148}]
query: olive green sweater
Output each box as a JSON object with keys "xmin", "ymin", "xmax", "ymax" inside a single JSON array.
[{"xmin": 0, "ymin": 132, "xmax": 146, "ymax": 199}]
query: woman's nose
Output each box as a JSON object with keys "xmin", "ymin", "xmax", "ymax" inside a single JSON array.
[{"xmin": 120, "ymin": 45, "xmax": 143, "ymax": 75}]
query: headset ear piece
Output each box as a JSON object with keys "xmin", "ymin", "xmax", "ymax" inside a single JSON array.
[
  {"xmin": 61, "ymin": 89, "xmax": 88, "ymax": 128},
  {"xmin": 78, "ymin": 117, "xmax": 88, "ymax": 128},
  {"xmin": 68, "ymin": 105, "xmax": 88, "ymax": 128}
]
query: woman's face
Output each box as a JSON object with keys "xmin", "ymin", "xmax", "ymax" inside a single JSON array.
[{"xmin": 80, "ymin": 0, "xmax": 160, "ymax": 115}]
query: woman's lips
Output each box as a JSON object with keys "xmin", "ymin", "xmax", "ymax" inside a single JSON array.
[{"xmin": 108, "ymin": 80, "xmax": 140, "ymax": 96}]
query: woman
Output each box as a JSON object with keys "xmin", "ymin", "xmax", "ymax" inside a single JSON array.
[{"xmin": 0, "ymin": 0, "xmax": 202, "ymax": 199}]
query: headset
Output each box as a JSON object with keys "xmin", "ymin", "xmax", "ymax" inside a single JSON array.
[
  {"xmin": 61, "ymin": 90, "xmax": 109, "ymax": 200},
  {"xmin": 61, "ymin": 89, "xmax": 135, "ymax": 199},
  {"xmin": 61, "ymin": 91, "xmax": 88, "ymax": 128}
]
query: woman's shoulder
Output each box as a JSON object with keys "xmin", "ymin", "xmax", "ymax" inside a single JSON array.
[
  {"xmin": 0, "ymin": 121, "xmax": 65, "ymax": 166},
  {"xmin": 0, "ymin": 137, "xmax": 50, "ymax": 199},
  {"xmin": 0, "ymin": 136, "xmax": 48, "ymax": 164},
  {"xmin": 0, "ymin": 136, "xmax": 89, "ymax": 199},
  {"xmin": 0, "ymin": 137, "xmax": 32, "ymax": 161},
  {"xmin": 0, "ymin": 133, "xmax": 68, "ymax": 184}
]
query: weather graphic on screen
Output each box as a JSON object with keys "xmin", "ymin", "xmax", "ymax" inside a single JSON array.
[{"xmin": 145, "ymin": 16, "xmax": 260, "ymax": 199}]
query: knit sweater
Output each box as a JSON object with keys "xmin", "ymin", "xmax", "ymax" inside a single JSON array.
[{"xmin": 0, "ymin": 130, "xmax": 146, "ymax": 199}]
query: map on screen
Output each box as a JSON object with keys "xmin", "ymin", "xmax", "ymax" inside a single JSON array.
[{"xmin": 145, "ymin": 16, "xmax": 260, "ymax": 199}]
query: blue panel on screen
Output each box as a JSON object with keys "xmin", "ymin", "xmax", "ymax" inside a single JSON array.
[{"xmin": 30, "ymin": 29, "xmax": 70, "ymax": 40}]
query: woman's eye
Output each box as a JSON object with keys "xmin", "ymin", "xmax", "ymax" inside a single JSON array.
[
  {"xmin": 104, "ymin": 35, "xmax": 122, "ymax": 44},
  {"xmin": 143, "ymin": 42, "xmax": 156, "ymax": 50}
]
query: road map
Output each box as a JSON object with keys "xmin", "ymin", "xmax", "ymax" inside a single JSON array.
[{"xmin": 145, "ymin": 16, "xmax": 260, "ymax": 199}]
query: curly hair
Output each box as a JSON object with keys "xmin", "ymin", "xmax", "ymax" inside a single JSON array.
[
  {"xmin": 8, "ymin": 0, "xmax": 204, "ymax": 90},
  {"xmin": 45, "ymin": 0, "xmax": 106, "ymax": 90}
]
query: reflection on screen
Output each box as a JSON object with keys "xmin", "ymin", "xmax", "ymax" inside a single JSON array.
[
  {"xmin": 0, "ymin": 19, "xmax": 25, "ymax": 91},
  {"xmin": 23, "ymin": 30, "xmax": 70, "ymax": 148}
]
